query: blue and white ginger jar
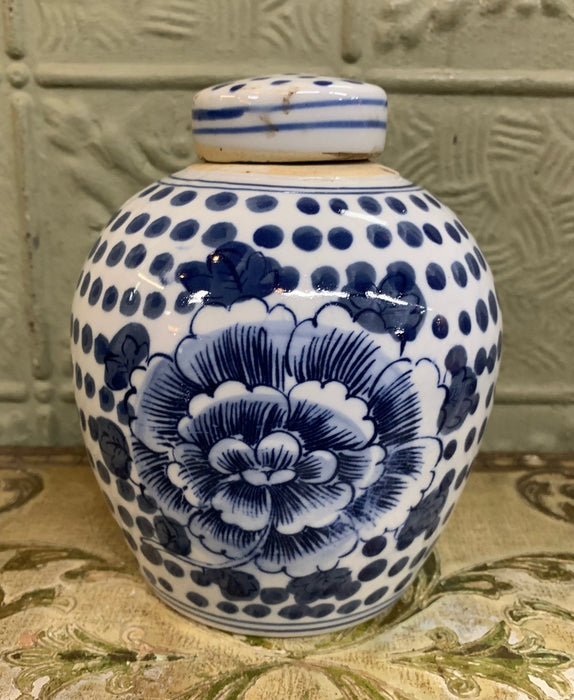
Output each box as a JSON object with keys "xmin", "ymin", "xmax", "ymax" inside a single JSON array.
[{"xmin": 71, "ymin": 74, "xmax": 502, "ymax": 636}]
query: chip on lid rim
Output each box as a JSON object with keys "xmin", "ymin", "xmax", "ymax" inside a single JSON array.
[{"xmin": 192, "ymin": 74, "xmax": 388, "ymax": 164}]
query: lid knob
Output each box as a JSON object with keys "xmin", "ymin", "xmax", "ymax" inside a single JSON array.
[{"xmin": 192, "ymin": 74, "xmax": 387, "ymax": 163}]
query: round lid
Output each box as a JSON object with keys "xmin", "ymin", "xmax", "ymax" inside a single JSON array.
[{"xmin": 192, "ymin": 74, "xmax": 387, "ymax": 163}]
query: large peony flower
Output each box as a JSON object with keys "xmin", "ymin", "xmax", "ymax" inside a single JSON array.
[{"xmin": 129, "ymin": 300, "xmax": 444, "ymax": 576}]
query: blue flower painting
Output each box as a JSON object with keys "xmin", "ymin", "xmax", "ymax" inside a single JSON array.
[{"xmin": 127, "ymin": 300, "xmax": 445, "ymax": 576}]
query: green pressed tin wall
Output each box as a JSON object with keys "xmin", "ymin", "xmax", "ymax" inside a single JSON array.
[{"xmin": 0, "ymin": 0, "xmax": 573, "ymax": 449}]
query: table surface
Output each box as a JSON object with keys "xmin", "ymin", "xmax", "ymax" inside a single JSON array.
[{"xmin": 0, "ymin": 449, "xmax": 573, "ymax": 700}]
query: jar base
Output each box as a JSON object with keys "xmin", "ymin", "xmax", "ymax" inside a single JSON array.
[{"xmin": 152, "ymin": 585, "xmax": 404, "ymax": 638}]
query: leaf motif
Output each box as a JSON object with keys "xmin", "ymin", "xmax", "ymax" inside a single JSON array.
[
  {"xmin": 392, "ymin": 621, "xmax": 573, "ymax": 700},
  {"xmin": 0, "ymin": 469, "xmax": 43, "ymax": 514}
]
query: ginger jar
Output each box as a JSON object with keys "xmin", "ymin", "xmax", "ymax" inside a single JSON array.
[{"xmin": 71, "ymin": 74, "xmax": 502, "ymax": 636}]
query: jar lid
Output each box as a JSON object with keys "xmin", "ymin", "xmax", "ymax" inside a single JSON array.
[{"xmin": 192, "ymin": 74, "xmax": 387, "ymax": 163}]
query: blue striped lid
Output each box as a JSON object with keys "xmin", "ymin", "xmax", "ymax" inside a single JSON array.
[{"xmin": 192, "ymin": 74, "xmax": 387, "ymax": 163}]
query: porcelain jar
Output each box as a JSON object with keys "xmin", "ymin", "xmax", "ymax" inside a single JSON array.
[{"xmin": 71, "ymin": 75, "xmax": 502, "ymax": 636}]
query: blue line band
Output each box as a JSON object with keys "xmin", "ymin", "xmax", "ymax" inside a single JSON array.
[
  {"xmin": 193, "ymin": 98, "xmax": 388, "ymax": 121},
  {"xmin": 194, "ymin": 119, "xmax": 387, "ymax": 135}
]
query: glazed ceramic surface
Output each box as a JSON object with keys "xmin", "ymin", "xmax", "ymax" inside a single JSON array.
[{"xmin": 71, "ymin": 75, "xmax": 501, "ymax": 636}]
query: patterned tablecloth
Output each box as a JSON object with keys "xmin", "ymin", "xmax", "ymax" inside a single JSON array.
[{"xmin": 0, "ymin": 449, "xmax": 573, "ymax": 700}]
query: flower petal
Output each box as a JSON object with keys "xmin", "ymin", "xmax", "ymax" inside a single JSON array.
[
  {"xmin": 129, "ymin": 355, "xmax": 192, "ymax": 453},
  {"xmin": 288, "ymin": 381, "xmax": 375, "ymax": 451},
  {"xmin": 178, "ymin": 384, "xmax": 288, "ymax": 451},
  {"xmin": 256, "ymin": 431, "xmax": 301, "ymax": 470},
  {"xmin": 171, "ymin": 443, "xmax": 222, "ymax": 508},
  {"xmin": 189, "ymin": 509, "xmax": 265, "ymax": 562},
  {"xmin": 351, "ymin": 436, "xmax": 441, "ymax": 535},
  {"xmin": 287, "ymin": 306, "xmax": 386, "ymax": 399},
  {"xmin": 296, "ymin": 451, "xmax": 337, "ymax": 484},
  {"xmin": 212, "ymin": 480, "xmax": 272, "ymax": 531},
  {"xmin": 271, "ymin": 481, "xmax": 353, "ymax": 535},
  {"xmin": 208, "ymin": 438, "xmax": 255, "ymax": 474},
  {"xmin": 257, "ymin": 515, "xmax": 358, "ymax": 576},
  {"xmin": 336, "ymin": 445, "xmax": 386, "ymax": 490},
  {"xmin": 176, "ymin": 302, "xmax": 295, "ymax": 393}
]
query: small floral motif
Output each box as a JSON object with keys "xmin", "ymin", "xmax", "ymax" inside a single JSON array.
[
  {"xmin": 127, "ymin": 300, "xmax": 444, "ymax": 576},
  {"xmin": 176, "ymin": 241, "xmax": 299, "ymax": 307}
]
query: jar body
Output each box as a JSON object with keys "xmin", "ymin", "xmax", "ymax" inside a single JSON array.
[{"xmin": 71, "ymin": 162, "xmax": 501, "ymax": 636}]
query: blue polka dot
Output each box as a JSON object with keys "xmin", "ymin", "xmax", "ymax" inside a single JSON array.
[
  {"xmin": 81, "ymin": 324, "xmax": 93, "ymax": 353},
  {"xmin": 229, "ymin": 83, "xmax": 246, "ymax": 92},
  {"xmin": 329, "ymin": 198, "xmax": 347, "ymax": 214},
  {"xmin": 432, "ymin": 315, "xmax": 449, "ymax": 339},
  {"xmin": 385, "ymin": 196, "xmax": 407, "ymax": 214},
  {"xmin": 444, "ymin": 440, "xmax": 457, "ymax": 459},
  {"xmin": 170, "ymin": 190, "xmax": 197, "ymax": 206},
  {"xmin": 217, "ymin": 601, "xmax": 238, "ymax": 614},
  {"xmin": 474, "ymin": 245, "xmax": 487, "ymax": 270},
  {"xmin": 358, "ymin": 196, "xmax": 381, "ymax": 215},
  {"xmin": 314, "ymin": 79, "xmax": 333, "ymax": 85},
  {"xmin": 139, "ymin": 184, "xmax": 158, "ymax": 198},
  {"xmin": 398, "ymin": 221, "xmax": 423, "ymax": 247},
  {"xmin": 388, "ymin": 557, "xmax": 409, "ymax": 577},
  {"xmin": 464, "ymin": 427, "xmax": 476, "ymax": 452},
  {"xmin": 297, "ymin": 197, "xmax": 320, "ymax": 215},
  {"xmin": 465, "ymin": 252, "xmax": 481, "ymax": 280},
  {"xmin": 338, "ymin": 600, "xmax": 361, "ymax": 614},
  {"xmin": 246, "ymin": 195, "xmax": 278, "ymax": 212},
  {"xmin": 92, "ymin": 241, "xmax": 108, "ymax": 263},
  {"xmin": 99, "ymin": 386, "xmax": 115, "ymax": 412},
  {"xmin": 79, "ymin": 409, "xmax": 87, "ymax": 431},
  {"xmin": 202, "ymin": 221, "xmax": 236, "ymax": 246},
  {"xmin": 455, "ymin": 220, "xmax": 470, "ymax": 239},
  {"xmin": 149, "ymin": 252, "xmax": 174, "ymax": 277},
  {"xmin": 488, "ymin": 290, "xmax": 498, "ymax": 323},
  {"xmin": 271, "ymin": 79, "xmax": 290, "ymax": 85},
  {"xmin": 145, "ymin": 216, "xmax": 171, "ymax": 238},
  {"xmin": 170, "ymin": 219, "xmax": 199, "ymax": 241},
  {"xmin": 445, "ymin": 345, "xmax": 467, "ymax": 373},
  {"xmin": 328, "ymin": 227, "xmax": 352, "ymax": 249},
  {"xmin": 243, "ymin": 604, "xmax": 271, "ymax": 618},
  {"xmin": 424, "ymin": 193, "xmax": 441, "ymax": 208},
  {"xmin": 458, "ymin": 311, "xmax": 472, "ymax": 335},
  {"xmin": 476, "ymin": 299, "xmax": 489, "ymax": 331},
  {"xmin": 125, "ymin": 244, "xmax": 147, "ymax": 268},
  {"xmin": 102, "ymin": 286, "xmax": 118, "ymax": 311},
  {"xmin": 105, "ymin": 211, "xmax": 121, "ymax": 228},
  {"xmin": 73, "ymin": 319, "xmax": 79, "ymax": 344},
  {"xmin": 84, "ymin": 373, "xmax": 95, "ymax": 398},
  {"xmin": 120, "ymin": 288, "xmax": 141, "ymax": 316},
  {"xmin": 410, "ymin": 194, "xmax": 429, "ymax": 211},
  {"xmin": 359, "ymin": 559, "xmax": 387, "ymax": 581},
  {"xmin": 478, "ymin": 418, "xmax": 488, "ymax": 442},
  {"xmin": 451, "ymin": 261, "xmax": 468, "ymax": 287},
  {"xmin": 88, "ymin": 278, "xmax": 103, "ymax": 305},
  {"xmin": 87, "ymin": 237, "xmax": 101, "ymax": 259},
  {"xmin": 253, "ymin": 225, "xmax": 283, "ymax": 249},
  {"xmin": 497, "ymin": 331, "xmax": 502, "ymax": 359},
  {"xmin": 487, "ymin": 344, "xmax": 497, "ymax": 373},
  {"xmin": 362, "ymin": 536, "xmax": 386, "ymax": 557},
  {"xmin": 423, "ymin": 223, "xmax": 442, "ymax": 244},
  {"xmin": 367, "ymin": 224, "xmax": 391, "ymax": 248},
  {"xmin": 425, "ymin": 263, "xmax": 446, "ymax": 290},
  {"xmin": 474, "ymin": 347, "xmax": 487, "ymax": 375},
  {"xmin": 110, "ymin": 211, "xmax": 130, "ymax": 232},
  {"xmin": 106, "ymin": 241, "xmax": 126, "ymax": 266},
  {"xmin": 486, "ymin": 384, "xmax": 495, "ymax": 407},
  {"xmin": 79, "ymin": 272, "xmax": 91, "ymax": 297},
  {"xmin": 445, "ymin": 222, "xmax": 461, "ymax": 242},
  {"xmin": 276, "ymin": 266, "xmax": 299, "ymax": 292},
  {"xmin": 365, "ymin": 587, "xmax": 388, "ymax": 605},
  {"xmin": 311, "ymin": 266, "xmax": 339, "ymax": 291},
  {"xmin": 206, "ymin": 192, "xmax": 237, "ymax": 211},
  {"xmin": 293, "ymin": 226, "xmax": 322, "ymax": 251},
  {"xmin": 126, "ymin": 213, "xmax": 150, "ymax": 234},
  {"xmin": 75, "ymin": 364, "xmax": 82, "ymax": 390},
  {"xmin": 174, "ymin": 291, "xmax": 195, "ymax": 314},
  {"xmin": 143, "ymin": 292, "xmax": 166, "ymax": 319},
  {"xmin": 150, "ymin": 186, "xmax": 173, "ymax": 201}
]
